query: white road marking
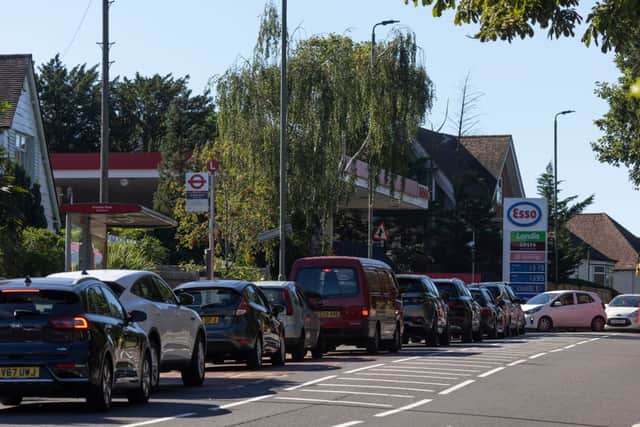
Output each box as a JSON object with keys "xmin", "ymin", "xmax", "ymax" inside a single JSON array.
[
  {"xmin": 322, "ymin": 383, "xmax": 434, "ymax": 393},
  {"xmin": 564, "ymin": 344, "xmax": 576, "ymax": 349},
  {"xmin": 477, "ymin": 367, "xmax": 505, "ymax": 378},
  {"xmin": 439, "ymin": 379, "xmax": 476, "ymax": 395},
  {"xmin": 425, "ymin": 355, "xmax": 513, "ymax": 362},
  {"xmin": 401, "ymin": 361, "xmax": 496, "ymax": 368},
  {"xmin": 121, "ymin": 413, "xmax": 196, "ymax": 427},
  {"xmin": 529, "ymin": 352, "xmax": 547, "ymax": 359},
  {"xmin": 331, "ymin": 421, "xmax": 364, "ymax": 427},
  {"xmin": 273, "ymin": 396, "xmax": 392, "ymax": 408},
  {"xmin": 344, "ymin": 364, "xmax": 385, "ymax": 374},
  {"xmin": 371, "ymin": 368, "xmax": 472, "ymax": 376},
  {"xmin": 357, "ymin": 372, "xmax": 458, "ymax": 381},
  {"xmin": 392, "ymin": 356, "xmax": 421, "ymax": 363},
  {"xmin": 210, "ymin": 394, "xmax": 273, "ymax": 411},
  {"xmin": 302, "ymin": 389, "xmax": 414, "ymax": 398},
  {"xmin": 507, "ymin": 359, "xmax": 526, "ymax": 367},
  {"xmin": 549, "ymin": 348, "xmax": 564, "ymax": 353},
  {"xmin": 284, "ymin": 375, "xmax": 337, "ymax": 391},
  {"xmin": 375, "ymin": 366, "xmax": 479, "ymax": 373},
  {"xmin": 338, "ymin": 377, "xmax": 450, "ymax": 386},
  {"xmin": 374, "ymin": 399, "xmax": 432, "ymax": 418},
  {"xmin": 575, "ymin": 340, "xmax": 590, "ymax": 345},
  {"xmin": 588, "ymin": 337, "xmax": 600, "ymax": 342}
]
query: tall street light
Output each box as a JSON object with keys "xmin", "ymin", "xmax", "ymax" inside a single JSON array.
[
  {"xmin": 278, "ymin": 0, "xmax": 288, "ymax": 280},
  {"xmin": 553, "ymin": 109, "xmax": 575, "ymax": 285},
  {"xmin": 368, "ymin": 19, "xmax": 399, "ymax": 259}
]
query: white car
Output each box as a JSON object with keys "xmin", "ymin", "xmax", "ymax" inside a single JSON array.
[
  {"xmin": 49, "ymin": 270, "xmax": 206, "ymax": 388},
  {"xmin": 522, "ymin": 290, "xmax": 606, "ymax": 332},
  {"xmin": 605, "ymin": 294, "xmax": 640, "ymax": 330}
]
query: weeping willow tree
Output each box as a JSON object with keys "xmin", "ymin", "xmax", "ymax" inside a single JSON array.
[{"xmin": 177, "ymin": 3, "xmax": 433, "ymax": 271}]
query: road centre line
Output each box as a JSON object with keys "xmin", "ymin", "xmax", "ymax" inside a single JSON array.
[
  {"xmin": 588, "ymin": 337, "xmax": 600, "ymax": 342},
  {"xmin": 477, "ymin": 367, "xmax": 505, "ymax": 378},
  {"xmin": 392, "ymin": 356, "xmax": 421, "ymax": 363},
  {"xmin": 273, "ymin": 396, "xmax": 392, "ymax": 408},
  {"xmin": 375, "ymin": 365, "xmax": 481, "ymax": 373},
  {"xmin": 121, "ymin": 413, "xmax": 197, "ymax": 427},
  {"xmin": 576, "ymin": 340, "xmax": 590, "ymax": 345},
  {"xmin": 344, "ymin": 364, "xmax": 385, "ymax": 374},
  {"xmin": 506, "ymin": 359, "xmax": 526, "ymax": 367},
  {"xmin": 357, "ymin": 372, "xmax": 457, "ymax": 381},
  {"xmin": 338, "ymin": 377, "xmax": 450, "ymax": 386},
  {"xmin": 371, "ymin": 368, "xmax": 472, "ymax": 376},
  {"xmin": 284, "ymin": 375, "xmax": 337, "ymax": 391},
  {"xmin": 321, "ymin": 383, "xmax": 435, "ymax": 393},
  {"xmin": 301, "ymin": 389, "xmax": 414, "ymax": 398},
  {"xmin": 331, "ymin": 421, "xmax": 364, "ymax": 427},
  {"xmin": 209, "ymin": 394, "xmax": 273, "ymax": 411},
  {"xmin": 439, "ymin": 380, "xmax": 476, "ymax": 395},
  {"xmin": 374, "ymin": 399, "xmax": 433, "ymax": 418},
  {"xmin": 549, "ymin": 348, "xmax": 564, "ymax": 353},
  {"xmin": 529, "ymin": 352, "xmax": 547, "ymax": 359},
  {"xmin": 564, "ymin": 344, "xmax": 577, "ymax": 349}
]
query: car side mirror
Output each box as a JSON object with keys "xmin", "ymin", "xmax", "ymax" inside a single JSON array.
[
  {"xmin": 272, "ymin": 304, "xmax": 285, "ymax": 315},
  {"xmin": 129, "ymin": 310, "xmax": 147, "ymax": 323},
  {"xmin": 179, "ymin": 293, "xmax": 194, "ymax": 306},
  {"xmin": 552, "ymin": 300, "xmax": 562, "ymax": 307}
]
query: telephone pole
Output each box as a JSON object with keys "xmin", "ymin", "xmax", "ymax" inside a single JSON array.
[
  {"xmin": 99, "ymin": 0, "xmax": 111, "ymax": 203},
  {"xmin": 278, "ymin": 0, "xmax": 288, "ymax": 280}
]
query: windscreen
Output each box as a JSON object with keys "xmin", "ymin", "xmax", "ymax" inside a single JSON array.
[
  {"xmin": 608, "ymin": 295, "xmax": 640, "ymax": 307},
  {"xmin": 397, "ymin": 278, "xmax": 424, "ymax": 293},
  {"xmin": 296, "ymin": 267, "xmax": 359, "ymax": 298},
  {"xmin": 526, "ymin": 293, "xmax": 556, "ymax": 305},
  {"xmin": 176, "ymin": 288, "xmax": 240, "ymax": 309},
  {"xmin": 433, "ymin": 281, "xmax": 460, "ymax": 298},
  {"xmin": 0, "ymin": 290, "xmax": 82, "ymax": 319}
]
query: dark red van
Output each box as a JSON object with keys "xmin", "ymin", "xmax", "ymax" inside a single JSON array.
[{"xmin": 290, "ymin": 257, "xmax": 402, "ymax": 355}]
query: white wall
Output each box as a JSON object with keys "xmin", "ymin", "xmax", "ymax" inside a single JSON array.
[{"xmin": 612, "ymin": 270, "xmax": 640, "ymax": 294}]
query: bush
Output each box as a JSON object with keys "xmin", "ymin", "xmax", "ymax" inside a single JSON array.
[
  {"xmin": 20, "ymin": 227, "xmax": 64, "ymax": 276},
  {"xmin": 107, "ymin": 231, "xmax": 168, "ymax": 270}
]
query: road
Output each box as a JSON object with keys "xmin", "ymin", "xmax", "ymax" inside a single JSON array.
[{"xmin": 1, "ymin": 332, "xmax": 638, "ymax": 427}]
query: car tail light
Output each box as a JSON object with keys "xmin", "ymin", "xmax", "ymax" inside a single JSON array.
[
  {"xmin": 361, "ymin": 307, "xmax": 370, "ymax": 317},
  {"xmin": 1, "ymin": 289, "xmax": 40, "ymax": 293},
  {"xmin": 235, "ymin": 297, "xmax": 250, "ymax": 316},
  {"xmin": 481, "ymin": 307, "xmax": 492, "ymax": 315},
  {"xmin": 282, "ymin": 289, "xmax": 293, "ymax": 315},
  {"xmin": 49, "ymin": 316, "xmax": 89, "ymax": 330}
]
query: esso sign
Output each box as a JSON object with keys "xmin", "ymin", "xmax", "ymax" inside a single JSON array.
[{"xmin": 507, "ymin": 202, "xmax": 542, "ymax": 227}]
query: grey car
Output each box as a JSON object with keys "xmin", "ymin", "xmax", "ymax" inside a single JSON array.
[{"xmin": 255, "ymin": 281, "xmax": 321, "ymax": 361}]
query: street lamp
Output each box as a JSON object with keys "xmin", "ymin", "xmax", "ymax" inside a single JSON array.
[
  {"xmin": 553, "ymin": 109, "xmax": 575, "ymax": 284},
  {"xmin": 367, "ymin": 19, "xmax": 399, "ymax": 259}
]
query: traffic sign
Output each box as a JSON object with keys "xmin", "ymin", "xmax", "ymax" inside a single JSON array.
[
  {"xmin": 372, "ymin": 222, "xmax": 388, "ymax": 241},
  {"xmin": 207, "ymin": 159, "xmax": 219, "ymax": 174},
  {"xmin": 186, "ymin": 172, "xmax": 208, "ymax": 191},
  {"xmin": 185, "ymin": 172, "xmax": 209, "ymax": 213}
]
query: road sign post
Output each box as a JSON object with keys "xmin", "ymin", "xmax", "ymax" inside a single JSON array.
[{"xmin": 206, "ymin": 160, "xmax": 219, "ymax": 280}]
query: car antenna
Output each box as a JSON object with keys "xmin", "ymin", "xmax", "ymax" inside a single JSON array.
[{"xmin": 25, "ymin": 276, "xmax": 32, "ymax": 286}]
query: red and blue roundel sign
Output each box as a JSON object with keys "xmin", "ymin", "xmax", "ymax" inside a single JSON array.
[{"xmin": 507, "ymin": 202, "xmax": 542, "ymax": 227}]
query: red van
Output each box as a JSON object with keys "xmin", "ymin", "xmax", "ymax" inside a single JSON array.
[{"xmin": 290, "ymin": 256, "xmax": 403, "ymax": 355}]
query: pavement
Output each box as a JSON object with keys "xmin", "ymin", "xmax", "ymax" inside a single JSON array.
[{"xmin": 1, "ymin": 332, "xmax": 639, "ymax": 427}]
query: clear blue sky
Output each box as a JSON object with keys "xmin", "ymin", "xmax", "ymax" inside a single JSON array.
[{"xmin": 3, "ymin": 0, "xmax": 637, "ymax": 234}]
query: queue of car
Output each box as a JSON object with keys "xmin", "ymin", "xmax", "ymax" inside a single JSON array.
[{"xmin": 0, "ymin": 256, "xmax": 628, "ymax": 412}]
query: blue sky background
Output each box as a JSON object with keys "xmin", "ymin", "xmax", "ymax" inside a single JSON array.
[{"xmin": 3, "ymin": 0, "xmax": 637, "ymax": 234}]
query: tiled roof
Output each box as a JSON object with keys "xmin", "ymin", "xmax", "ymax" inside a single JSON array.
[
  {"xmin": 568, "ymin": 232, "xmax": 617, "ymax": 263},
  {"xmin": 567, "ymin": 213, "xmax": 640, "ymax": 270},
  {"xmin": 0, "ymin": 54, "xmax": 31, "ymax": 128},
  {"xmin": 459, "ymin": 135, "xmax": 512, "ymax": 179}
]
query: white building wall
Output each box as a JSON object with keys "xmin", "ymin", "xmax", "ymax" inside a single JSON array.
[{"xmin": 612, "ymin": 270, "xmax": 639, "ymax": 294}]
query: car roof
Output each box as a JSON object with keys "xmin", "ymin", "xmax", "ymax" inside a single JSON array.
[
  {"xmin": 255, "ymin": 281, "xmax": 294, "ymax": 288},
  {"xmin": 175, "ymin": 280, "xmax": 251, "ymax": 291},
  {"xmin": 48, "ymin": 269, "xmax": 153, "ymax": 283},
  {"xmin": 293, "ymin": 256, "xmax": 392, "ymax": 270},
  {"xmin": 396, "ymin": 274, "xmax": 430, "ymax": 280},
  {"xmin": 0, "ymin": 277, "xmax": 102, "ymax": 292}
]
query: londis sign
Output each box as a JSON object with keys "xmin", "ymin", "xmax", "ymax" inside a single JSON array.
[{"xmin": 506, "ymin": 201, "xmax": 542, "ymax": 227}]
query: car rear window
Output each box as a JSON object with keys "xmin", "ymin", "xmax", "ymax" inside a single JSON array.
[
  {"xmin": 484, "ymin": 286, "xmax": 501, "ymax": 299},
  {"xmin": 397, "ymin": 278, "xmax": 424, "ymax": 293},
  {"xmin": 177, "ymin": 288, "xmax": 240, "ymax": 308},
  {"xmin": 433, "ymin": 282, "xmax": 460, "ymax": 298},
  {"xmin": 104, "ymin": 281, "xmax": 125, "ymax": 297},
  {"xmin": 296, "ymin": 267, "xmax": 359, "ymax": 298},
  {"xmin": 261, "ymin": 288, "xmax": 286, "ymax": 305},
  {"xmin": 0, "ymin": 290, "xmax": 82, "ymax": 319},
  {"xmin": 470, "ymin": 290, "xmax": 487, "ymax": 306}
]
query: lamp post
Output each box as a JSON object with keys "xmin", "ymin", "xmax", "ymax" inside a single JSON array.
[
  {"xmin": 278, "ymin": 0, "xmax": 288, "ymax": 280},
  {"xmin": 553, "ymin": 110, "xmax": 575, "ymax": 285},
  {"xmin": 367, "ymin": 19, "xmax": 399, "ymax": 259}
]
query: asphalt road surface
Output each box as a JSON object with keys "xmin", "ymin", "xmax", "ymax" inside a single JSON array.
[{"xmin": 2, "ymin": 332, "xmax": 639, "ymax": 427}]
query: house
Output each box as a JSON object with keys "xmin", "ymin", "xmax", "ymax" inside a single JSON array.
[
  {"xmin": 567, "ymin": 213, "xmax": 640, "ymax": 294},
  {"xmin": 0, "ymin": 54, "xmax": 60, "ymax": 230},
  {"xmin": 569, "ymin": 231, "xmax": 617, "ymax": 287}
]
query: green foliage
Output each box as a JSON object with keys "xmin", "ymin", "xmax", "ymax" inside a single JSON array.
[
  {"xmin": 592, "ymin": 27, "xmax": 640, "ymax": 187},
  {"xmin": 107, "ymin": 230, "xmax": 168, "ymax": 270},
  {"xmin": 406, "ymin": 0, "xmax": 640, "ymax": 53},
  {"xmin": 20, "ymin": 227, "xmax": 64, "ymax": 276},
  {"xmin": 8, "ymin": 163, "xmax": 47, "ymax": 228},
  {"xmin": 537, "ymin": 163, "xmax": 595, "ymax": 282}
]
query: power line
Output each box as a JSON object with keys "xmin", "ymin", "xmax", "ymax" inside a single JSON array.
[{"xmin": 61, "ymin": 0, "xmax": 93, "ymax": 58}]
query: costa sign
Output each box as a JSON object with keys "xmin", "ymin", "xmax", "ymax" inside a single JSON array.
[{"xmin": 507, "ymin": 201, "xmax": 542, "ymax": 227}]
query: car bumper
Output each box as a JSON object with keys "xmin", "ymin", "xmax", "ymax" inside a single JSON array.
[
  {"xmin": 605, "ymin": 317, "xmax": 639, "ymax": 330},
  {"xmin": 0, "ymin": 378, "xmax": 90, "ymax": 397},
  {"xmin": 205, "ymin": 327, "xmax": 256, "ymax": 356}
]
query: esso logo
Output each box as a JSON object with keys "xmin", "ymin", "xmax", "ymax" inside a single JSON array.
[{"xmin": 507, "ymin": 202, "xmax": 542, "ymax": 227}]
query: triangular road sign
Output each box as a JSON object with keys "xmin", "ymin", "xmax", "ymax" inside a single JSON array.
[{"xmin": 372, "ymin": 222, "xmax": 388, "ymax": 241}]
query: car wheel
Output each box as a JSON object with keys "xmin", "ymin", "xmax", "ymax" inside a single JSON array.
[
  {"xmin": 181, "ymin": 335, "xmax": 205, "ymax": 386},
  {"xmin": 87, "ymin": 356, "xmax": 113, "ymax": 411},
  {"xmin": 247, "ymin": 335, "xmax": 263, "ymax": 369},
  {"xmin": 0, "ymin": 396, "xmax": 22, "ymax": 406},
  {"xmin": 472, "ymin": 327, "xmax": 483, "ymax": 342},
  {"xmin": 461, "ymin": 320, "xmax": 473, "ymax": 343},
  {"xmin": 538, "ymin": 316, "xmax": 553, "ymax": 332},
  {"xmin": 150, "ymin": 340, "xmax": 161, "ymax": 391},
  {"xmin": 291, "ymin": 330, "xmax": 306, "ymax": 362},
  {"xmin": 366, "ymin": 325, "xmax": 381, "ymax": 355},
  {"xmin": 438, "ymin": 324, "xmax": 450, "ymax": 346},
  {"xmin": 271, "ymin": 333, "xmax": 287, "ymax": 366},
  {"xmin": 389, "ymin": 324, "xmax": 402, "ymax": 353},
  {"xmin": 591, "ymin": 316, "xmax": 605, "ymax": 332},
  {"xmin": 311, "ymin": 332, "xmax": 324, "ymax": 359},
  {"xmin": 488, "ymin": 322, "xmax": 498, "ymax": 339},
  {"xmin": 128, "ymin": 351, "xmax": 151, "ymax": 404},
  {"xmin": 425, "ymin": 318, "xmax": 438, "ymax": 347}
]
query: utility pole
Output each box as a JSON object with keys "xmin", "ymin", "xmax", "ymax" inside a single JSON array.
[
  {"xmin": 278, "ymin": 0, "xmax": 288, "ymax": 280},
  {"xmin": 553, "ymin": 110, "xmax": 574, "ymax": 285},
  {"xmin": 99, "ymin": 0, "xmax": 110, "ymax": 203}
]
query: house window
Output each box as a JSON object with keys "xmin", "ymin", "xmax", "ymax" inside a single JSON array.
[
  {"xmin": 14, "ymin": 133, "xmax": 32, "ymax": 173},
  {"xmin": 592, "ymin": 265, "xmax": 611, "ymax": 287}
]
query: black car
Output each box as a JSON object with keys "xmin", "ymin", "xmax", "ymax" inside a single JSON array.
[
  {"xmin": 0, "ymin": 277, "xmax": 151, "ymax": 411},
  {"xmin": 174, "ymin": 281, "xmax": 286, "ymax": 369},
  {"xmin": 396, "ymin": 274, "xmax": 449, "ymax": 346},
  {"xmin": 471, "ymin": 282, "xmax": 524, "ymax": 336},
  {"xmin": 433, "ymin": 278, "xmax": 482, "ymax": 343},
  {"xmin": 470, "ymin": 287, "xmax": 504, "ymax": 339}
]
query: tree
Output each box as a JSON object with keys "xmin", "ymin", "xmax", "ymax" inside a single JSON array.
[
  {"xmin": 0, "ymin": 148, "xmax": 27, "ymax": 277},
  {"xmin": 537, "ymin": 163, "xmax": 594, "ymax": 282},
  {"xmin": 406, "ymin": 0, "xmax": 640, "ymax": 53},
  {"xmin": 20, "ymin": 227, "xmax": 64, "ymax": 276},
  {"xmin": 592, "ymin": 27, "xmax": 640, "ymax": 187}
]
